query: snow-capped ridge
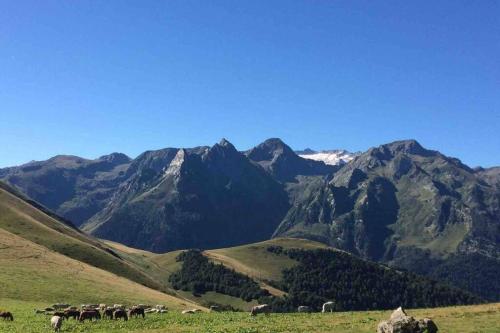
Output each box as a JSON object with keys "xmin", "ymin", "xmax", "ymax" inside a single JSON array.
[{"xmin": 297, "ymin": 149, "xmax": 356, "ymax": 166}]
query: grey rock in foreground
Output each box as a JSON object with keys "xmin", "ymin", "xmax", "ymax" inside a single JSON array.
[{"xmin": 377, "ymin": 307, "xmax": 438, "ymax": 333}]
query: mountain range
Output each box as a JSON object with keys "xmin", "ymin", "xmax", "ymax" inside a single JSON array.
[{"xmin": 1, "ymin": 138, "xmax": 499, "ymax": 300}]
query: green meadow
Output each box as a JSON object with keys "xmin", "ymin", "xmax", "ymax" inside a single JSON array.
[{"xmin": 1, "ymin": 300, "xmax": 499, "ymax": 333}]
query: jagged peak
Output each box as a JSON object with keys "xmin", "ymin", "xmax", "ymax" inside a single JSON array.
[
  {"xmin": 246, "ymin": 138, "xmax": 296, "ymax": 162},
  {"xmin": 202, "ymin": 139, "xmax": 241, "ymax": 163},
  {"xmin": 211, "ymin": 138, "xmax": 238, "ymax": 154},
  {"xmin": 218, "ymin": 138, "xmax": 233, "ymax": 147}
]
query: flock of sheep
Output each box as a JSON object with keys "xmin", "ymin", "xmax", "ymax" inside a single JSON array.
[
  {"xmin": 33, "ymin": 303, "xmax": 173, "ymax": 331},
  {"xmin": 1, "ymin": 301, "xmax": 338, "ymax": 332}
]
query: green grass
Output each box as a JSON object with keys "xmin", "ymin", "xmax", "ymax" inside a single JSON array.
[
  {"xmin": 0, "ymin": 187, "xmax": 160, "ymax": 290},
  {"xmin": 0, "ymin": 228, "xmax": 200, "ymax": 309},
  {"xmin": 103, "ymin": 238, "xmax": 331, "ymax": 307},
  {"xmin": 0, "ymin": 300, "xmax": 499, "ymax": 333},
  {"xmin": 205, "ymin": 238, "xmax": 329, "ymax": 282}
]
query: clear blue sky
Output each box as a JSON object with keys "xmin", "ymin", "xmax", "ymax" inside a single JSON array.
[{"xmin": 1, "ymin": 1, "xmax": 499, "ymax": 168}]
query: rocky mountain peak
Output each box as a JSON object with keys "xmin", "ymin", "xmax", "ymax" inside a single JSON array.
[
  {"xmin": 246, "ymin": 138, "xmax": 296, "ymax": 162},
  {"xmin": 372, "ymin": 139, "xmax": 434, "ymax": 158},
  {"xmin": 98, "ymin": 152, "xmax": 131, "ymax": 165},
  {"xmin": 204, "ymin": 139, "xmax": 240, "ymax": 162}
]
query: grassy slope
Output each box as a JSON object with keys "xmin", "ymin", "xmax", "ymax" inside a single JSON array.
[
  {"xmin": 205, "ymin": 238, "xmax": 330, "ymax": 282},
  {"xmin": 103, "ymin": 238, "xmax": 329, "ymax": 310},
  {"xmin": 0, "ymin": 182, "xmax": 203, "ymax": 310},
  {"xmin": 0, "ymin": 300, "xmax": 498, "ymax": 333},
  {"xmin": 102, "ymin": 242, "xmax": 256, "ymax": 310},
  {"xmin": 0, "ymin": 228, "xmax": 200, "ymax": 309},
  {"xmin": 0, "ymin": 185, "xmax": 161, "ymax": 290}
]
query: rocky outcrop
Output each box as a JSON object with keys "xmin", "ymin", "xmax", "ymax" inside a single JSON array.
[
  {"xmin": 274, "ymin": 139, "xmax": 500, "ymax": 300},
  {"xmin": 377, "ymin": 307, "xmax": 438, "ymax": 333}
]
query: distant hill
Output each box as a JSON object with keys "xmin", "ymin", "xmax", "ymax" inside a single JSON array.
[
  {"xmin": 147, "ymin": 238, "xmax": 480, "ymax": 311},
  {"xmin": 0, "ymin": 153, "xmax": 131, "ymax": 226}
]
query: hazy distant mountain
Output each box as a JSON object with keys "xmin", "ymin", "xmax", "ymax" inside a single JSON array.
[
  {"xmin": 296, "ymin": 148, "xmax": 356, "ymax": 166},
  {"xmin": 0, "ymin": 153, "xmax": 131, "ymax": 226}
]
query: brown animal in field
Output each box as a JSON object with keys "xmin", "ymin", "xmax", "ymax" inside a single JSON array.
[
  {"xmin": 0, "ymin": 311, "xmax": 13, "ymax": 321},
  {"xmin": 79, "ymin": 310, "xmax": 101, "ymax": 322},
  {"xmin": 51, "ymin": 315, "xmax": 63, "ymax": 332},
  {"xmin": 114, "ymin": 309, "xmax": 128, "ymax": 321},
  {"xmin": 128, "ymin": 307, "xmax": 145, "ymax": 319},
  {"xmin": 103, "ymin": 308, "xmax": 114, "ymax": 319},
  {"xmin": 250, "ymin": 304, "xmax": 271, "ymax": 316},
  {"xmin": 64, "ymin": 309, "xmax": 80, "ymax": 320}
]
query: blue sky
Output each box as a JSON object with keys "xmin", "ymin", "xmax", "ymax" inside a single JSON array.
[{"xmin": 1, "ymin": 1, "xmax": 499, "ymax": 167}]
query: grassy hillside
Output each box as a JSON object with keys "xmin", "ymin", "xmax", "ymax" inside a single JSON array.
[
  {"xmin": 0, "ymin": 181, "xmax": 201, "ymax": 310},
  {"xmin": 205, "ymin": 238, "xmax": 329, "ymax": 282},
  {"xmin": 102, "ymin": 238, "xmax": 329, "ymax": 310},
  {"xmin": 0, "ymin": 300, "xmax": 498, "ymax": 333},
  {"xmin": 0, "ymin": 183, "xmax": 162, "ymax": 290},
  {"xmin": 0, "ymin": 228, "xmax": 200, "ymax": 309}
]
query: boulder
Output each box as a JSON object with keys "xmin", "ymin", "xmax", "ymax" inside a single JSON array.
[
  {"xmin": 377, "ymin": 307, "xmax": 438, "ymax": 333},
  {"xmin": 417, "ymin": 318, "xmax": 438, "ymax": 333}
]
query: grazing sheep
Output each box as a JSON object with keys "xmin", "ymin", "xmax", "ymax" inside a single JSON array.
[
  {"xmin": 81, "ymin": 304, "xmax": 99, "ymax": 311},
  {"xmin": 64, "ymin": 309, "xmax": 80, "ymax": 320},
  {"xmin": 114, "ymin": 309, "xmax": 128, "ymax": 321},
  {"xmin": 250, "ymin": 304, "xmax": 271, "ymax": 316},
  {"xmin": 322, "ymin": 301, "xmax": 335, "ymax": 313},
  {"xmin": 103, "ymin": 308, "xmax": 114, "ymax": 319},
  {"xmin": 50, "ymin": 315, "xmax": 63, "ymax": 332},
  {"xmin": 155, "ymin": 304, "xmax": 167, "ymax": 310},
  {"xmin": 129, "ymin": 307, "xmax": 145, "ymax": 318},
  {"xmin": 0, "ymin": 311, "xmax": 13, "ymax": 321},
  {"xmin": 298, "ymin": 306, "xmax": 311, "ymax": 313},
  {"xmin": 79, "ymin": 310, "xmax": 100, "ymax": 322}
]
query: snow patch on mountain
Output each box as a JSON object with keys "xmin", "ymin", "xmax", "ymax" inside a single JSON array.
[{"xmin": 297, "ymin": 149, "xmax": 356, "ymax": 166}]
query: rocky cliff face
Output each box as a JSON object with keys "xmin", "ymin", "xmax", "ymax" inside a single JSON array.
[
  {"xmin": 82, "ymin": 140, "xmax": 290, "ymax": 252},
  {"xmin": 273, "ymin": 140, "xmax": 500, "ymax": 299}
]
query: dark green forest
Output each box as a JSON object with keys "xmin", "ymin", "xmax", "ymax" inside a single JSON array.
[
  {"xmin": 265, "ymin": 246, "xmax": 482, "ymax": 311},
  {"xmin": 169, "ymin": 247, "xmax": 482, "ymax": 312},
  {"xmin": 169, "ymin": 250, "xmax": 270, "ymax": 301}
]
